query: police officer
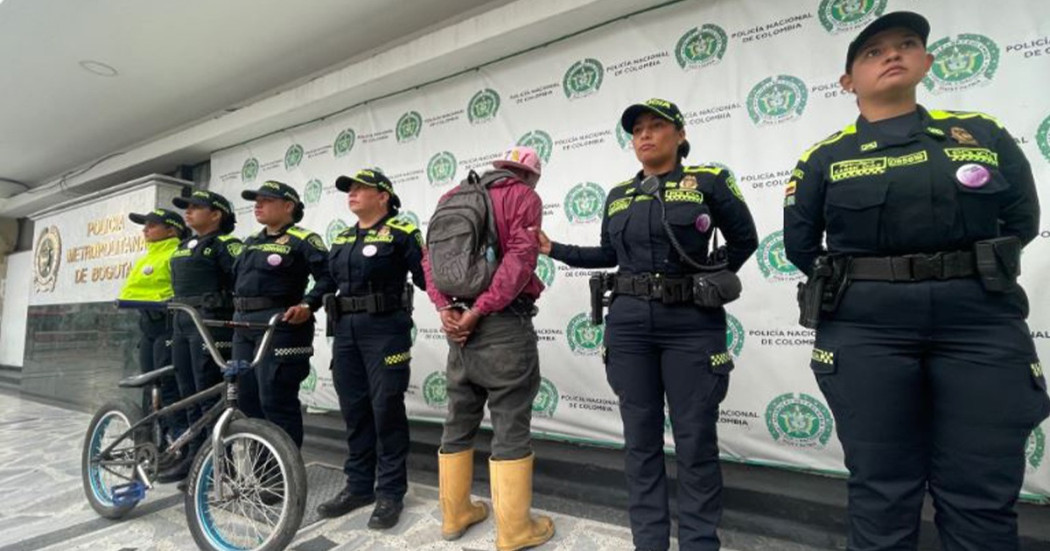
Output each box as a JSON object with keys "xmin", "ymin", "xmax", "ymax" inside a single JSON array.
[
  {"xmin": 119, "ymin": 208, "xmax": 190, "ymax": 445},
  {"xmin": 536, "ymin": 99, "xmax": 758, "ymax": 551},
  {"xmin": 234, "ymin": 180, "xmax": 336, "ymax": 449},
  {"xmin": 155, "ymin": 188, "xmax": 242, "ymax": 482},
  {"xmin": 315, "ymin": 169, "xmax": 425, "ymax": 529},
  {"xmin": 783, "ymin": 12, "xmax": 1048, "ymax": 550}
]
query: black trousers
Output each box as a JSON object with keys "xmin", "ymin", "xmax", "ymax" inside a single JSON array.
[
  {"xmin": 814, "ymin": 279, "xmax": 1049, "ymax": 551},
  {"xmin": 331, "ymin": 309, "xmax": 412, "ymax": 500},
  {"xmin": 137, "ymin": 311, "xmax": 185, "ymax": 437},
  {"xmin": 170, "ymin": 309, "xmax": 232, "ymax": 440},
  {"xmin": 604, "ymin": 296, "xmax": 732, "ymax": 551}
]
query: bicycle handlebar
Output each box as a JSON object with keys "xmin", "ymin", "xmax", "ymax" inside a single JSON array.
[{"xmin": 165, "ymin": 302, "xmax": 283, "ymax": 370}]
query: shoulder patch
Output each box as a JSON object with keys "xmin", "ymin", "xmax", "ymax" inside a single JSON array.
[
  {"xmin": 227, "ymin": 241, "xmax": 244, "ymax": 257},
  {"xmin": 683, "ymin": 165, "xmax": 723, "ymax": 176},
  {"xmin": 928, "ymin": 109, "xmax": 1003, "ymax": 129},
  {"xmin": 217, "ymin": 234, "xmax": 238, "ymax": 242},
  {"xmin": 613, "ymin": 178, "xmax": 634, "ymax": 188},
  {"xmin": 305, "ymin": 233, "xmax": 327, "ymax": 251},
  {"xmin": 385, "ymin": 218, "xmax": 418, "ymax": 234},
  {"xmin": 286, "ymin": 226, "xmax": 311, "ymax": 239},
  {"xmin": 800, "ymin": 124, "xmax": 857, "ymax": 163}
]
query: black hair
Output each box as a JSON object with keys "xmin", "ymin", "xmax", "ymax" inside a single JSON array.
[
  {"xmin": 220, "ymin": 213, "xmax": 237, "ymax": 234},
  {"xmin": 677, "ymin": 139, "xmax": 691, "ymax": 159},
  {"xmin": 293, "ymin": 203, "xmax": 305, "ymax": 223}
]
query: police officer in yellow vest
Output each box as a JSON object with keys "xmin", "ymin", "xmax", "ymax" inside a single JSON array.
[
  {"xmin": 234, "ymin": 180, "xmax": 336, "ymax": 448},
  {"xmin": 784, "ymin": 12, "xmax": 1048, "ymax": 550},
  {"xmin": 119, "ymin": 208, "xmax": 189, "ymax": 442}
]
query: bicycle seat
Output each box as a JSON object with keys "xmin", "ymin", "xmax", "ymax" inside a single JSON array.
[{"xmin": 118, "ymin": 365, "xmax": 176, "ymax": 388}]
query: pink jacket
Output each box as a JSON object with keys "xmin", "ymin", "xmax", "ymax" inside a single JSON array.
[{"xmin": 423, "ymin": 175, "xmax": 545, "ymax": 314}]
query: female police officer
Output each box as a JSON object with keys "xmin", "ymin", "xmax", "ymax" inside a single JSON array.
[
  {"xmin": 536, "ymin": 98, "xmax": 757, "ymax": 551},
  {"xmin": 154, "ymin": 189, "xmax": 242, "ymax": 482},
  {"xmin": 315, "ymin": 169, "xmax": 425, "ymax": 530},
  {"xmin": 783, "ymin": 12, "xmax": 1048, "ymax": 550},
  {"xmin": 234, "ymin": 181, "xmax": 335, "ymax": 450}
]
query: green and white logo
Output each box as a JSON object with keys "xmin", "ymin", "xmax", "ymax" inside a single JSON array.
[
  {"xmin": 300, "ymin": 366, "xmax": 318, "ymax": 393},
  {"xmin": 468, "ymin": 88, "xmax": 501, "ymax": 124},
  {"xmin": 395, "ymin": 210, "xmax": 421, "ymax": 228},
  {"xmin": 747, "ymin": 75, "xmax": 808, "ymax": 126},
  {"xmin": 396, "ymin": 111, "xmax": 423, "ymax": 143},
  {"xmin": 326, "ymin": 219, "xmax": 348, "ymax": 246},
  {"xmin": 726, "ymin": 313, "xmax": 745, "ymax": 357},
  {"xmin": 516, "ymin": 130, "xmax": 554, "ymax": 163},
  {"xmin": 1035, "ymin": 113, "xmax": 1050, "ymax": 163},
  {"xmin": 284, "ymin": 144, "xmax": 304, "ymax": 171},
  {"xmin": 427, "ymin": 151, "xmax": 458, "ymax": 187},
  {"xmin": 818, "ymin": 0, "xmax": 887, "ymax": 34},
  {"xmin": 615, "ymin": 121, "xmax": 634, "ymax": 151},
  {"xmin": 562, "ymin": 58, "xmax": 604, "ymax": 100},
  {"xmin": 303, "ymin": 178, "xmax": 323, "ymax": 206},
  {"xmin": 923, "ymin": 34, "xmax": 1000, "ymax": 93},
  {"xmin": 675, "ymin": 24, "xmax": 728, "ymax": 70},
  {"xmin": 423, "ymin": 371, "xmax": 448, "ymax": 408},
  {"xmin": 241, "ymin": 157, "xmax": 259, "ymax": 182},
  {"xmin": 333, "ymin": 128, "xmax": 356, "ymax": 157},
  {"xmin": 757, "ymin": 230, "xmax": 802, "ymax": 281},
  {"xmin": 1027, "ymin": 427, "xmax": 1046, "ymax": 472},
  {"xmin": 564, "ymin": 182, "xmax": 606, "ymax": 224},
  {"xmin": 411, "ymin": 322, "xmax": 418, "ymax": 345},
  {"xmin": 535, "ymin": 254, "xmax": 556, "ymax": 288},
  {"xmin": 532, "ymin": 377, "xmax": 559, "ymax": 418},
  {"xmin": 566, "ymin": 312, "xmax": 604, "ymax": 356},
  {"xmin": 765, "ymin": 392, "xmax": 834, "ymax": 448}
]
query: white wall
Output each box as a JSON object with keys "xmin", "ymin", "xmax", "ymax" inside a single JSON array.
[{"xmin": 0, "ymin": 252, "xmax": 31, "ymax": 367}]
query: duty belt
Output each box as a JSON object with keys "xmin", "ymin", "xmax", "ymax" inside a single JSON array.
[
  {"xmin": 176, "ymin": 292, "xmax": 231, "ymax": 310},
  {"xmin": 612, "ymin": 273, "xmax": 694, "ymax": 304},
  {"xmin": 233, "ymin": 296, "xmax": 300, "ymax": 312},
  {"xmin": 335, "ymin": 293, "xmax": 405, "ymax": 314},
  {"xmin": 848, "ymin": 251, "xmax": 976, "ymax": 282}
]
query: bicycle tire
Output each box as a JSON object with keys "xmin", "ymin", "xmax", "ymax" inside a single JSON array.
[
  {"xmin": 81, "ymin": 399, "xmax": 146, "ymax": 519},
  {"xmin": 184, "ymin": 418, "xmax": 307, "ymax": 551}
]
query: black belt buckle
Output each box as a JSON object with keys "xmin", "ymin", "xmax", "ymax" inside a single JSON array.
[{"xmin": 909, "ymin": 252, "xmax": 945, "ymax": 281}]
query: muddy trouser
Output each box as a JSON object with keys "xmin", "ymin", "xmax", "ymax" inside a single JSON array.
[
  {"xmin": 441, "ymin": 309, "xmax": 539, "ymax": 461},
  {"xmin": 812, "ymin": 279, "xmax": 1050, "ymax": 551},
  {"xmin": 170, "ymin": 309, "xmax": 232, "ymax": 450},
  {"xmin": 138, "ymin": 310, "xmax": 186, "ymax": 438},
  {"xmin": 332, "ymin": 309, "xmax": 412, "ymax": 501},
  {"xmin": 603, "ymin": 296, "xmax": 732, "ymax": 551},
  {"xmin": 232, "ymin": 307, "xmax": 313, "ymax": 448}
]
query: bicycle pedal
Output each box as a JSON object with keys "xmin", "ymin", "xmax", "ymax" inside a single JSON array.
[{"xmin": 111, "ymin": 481, "xmax": 148, "ymax": 507}]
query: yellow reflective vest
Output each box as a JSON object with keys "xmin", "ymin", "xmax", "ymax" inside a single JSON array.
[{"xmin": 118, "ymin": 237, "xmax": 179, "ymax": 302}]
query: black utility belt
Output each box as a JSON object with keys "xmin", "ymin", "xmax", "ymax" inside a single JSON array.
[
  {"xmin": 176, "ymin": 292, "xmax": 232, "ymax": 310},
  {"xmin": 327, "ymin": 293, "xmax": 406, "ymax": 315},
  {"xmin": 233, "ymin": 296, "xmax": 301, "ymax": 312},
  {"xmin": 848, "ymin": 251, "xmax": 976, "ymax": 282},
  {"xmin": 610, "ymin": 272, "xmax": 741, "ymax": 306}
]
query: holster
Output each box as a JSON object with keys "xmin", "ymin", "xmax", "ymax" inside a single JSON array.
[
  {"xmin": 691, "ymin": 270, "xmax": 742, "ymax": 308},
  {"xmin": 974, "ymin": 236, "xmax": 1021, "ymax": 293},
  {"xmin": 589, "ymin": 273, "xmax": 613, "ymax": 326},
  {"xmin": 797, "ymin": 256, "xmax": 852, "ymax": 329}
]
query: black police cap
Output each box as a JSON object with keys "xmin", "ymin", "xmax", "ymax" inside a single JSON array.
[
  {"xmin": 172, "ymin": 187, "xmax": 233, "ymax": 215},
  {"xmin": 621, "ymin": 98, "xmax": 686, "ymax": 134},
  {"xmin": 241, "ymin": 180, "xmax": 301, "ymax": 204},
  {"xmin": 845, "ymin": 11, "xmax": 930, "ymax": 73}
]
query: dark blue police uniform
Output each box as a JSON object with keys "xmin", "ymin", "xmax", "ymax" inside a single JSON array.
[
  {"xmin": 784, "ymin": 106, "xmax": 1049, "ymax": 550},
  {"xmin": 550, "ymin": 151, "xmax": 758, "ymax": 549}
]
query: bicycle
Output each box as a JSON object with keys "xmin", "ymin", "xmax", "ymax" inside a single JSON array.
[{"xmin": 81, "ymin": 301, "xmax": 307, "ymax": 551}]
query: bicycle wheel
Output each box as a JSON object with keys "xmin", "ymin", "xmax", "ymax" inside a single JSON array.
[
  {"xmin": 185, "ymin": 418, "xmax": 307, "ymax": 551},
  {"xmin": 81, "ymin": 399, "xmax": 146, "ymax": 519}
]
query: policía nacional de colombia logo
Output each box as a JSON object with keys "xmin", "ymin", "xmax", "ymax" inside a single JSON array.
[
  {"xmin": 566, "ymin": 312, "xmax": 604, "ymax": 356},
  {"xmin": 923, "ymin": 33, "xmax": 1000, "ymax": 94},
  {"xmin": 303, "ymin": 178, "xmax": 323, "ymax": 206},
  {"xmin": 423, "ymin": 371, "xmax": 448, "ymax": 408},
  {"xmin": 564, "ymin": 182, "xmax": 606, "ymax": 224},
  {"xmin": 395, "ymin": 210, "xmax": 421, "ymax": 228},
  {"xmin": 563, "ymin": 58, "xmax": 604, "ymax": 100},
  {"xmin": 535, "ymin": 254, "xmax": 556, "ymax": 288},
  {"xmin": 241, "ymin": 157, "xmax": 259, "ymax": 182},
  {"xmin": 765, "ymin": 392, "xmax": 834, "ymax": 448},
  {"xmin": 757, "ymin": 230, "xmax": 803, "ymax": 281},
  {"xmin": 747, "ymin": 75, "xmax": 808, "ymax": 126},
  {"xmin": 726, "ymin": 313, "xmax": 745, "ymax": 357},
  {"xmin": 396, "ymin": 111, "xmax": 423, "ymax": 143},
  {"xmin": 333, "ymin": 128, "xmax": 356, "ymax": 157},
  {"xmin": 615, "ymin": 121, "xmax": 634, "ymax": 151},
  {"xmin": 675, "ymin": 24, "xmax": 728, "ymax": 70},
  {"xmin": 300, "ymin": 366, "xmax": 318, "ymax": 393},
  {"xmin": 1035, "ymin": 113, "xmax": 1050, "ymax": 164},
  {"xmin": 468, "ymin": 88, "xmax": 501, "ymax": 124},
  {"xmin": 284, "ymin": 143, "xmax": 304, "ymax": 171},
  {"xmin": 1028, "ymin": 426, "xmax": 1046, "ymax": 472},
  {"xmin": 818, "ymin": 0, "xmax": 887, "ymax": 34},
  {"xmin": 516, "ymin": 130, "xmax": 554, "ymax": 164},
  {"xmin": 427, "ymin": 151, "xmax": 458, "ymax": 187},
  {"xmin": 326, "ymin": 219, "xmax": 348, "ymax": 246},
  {"xmin": 34, "ymin": 225, "xmax": 62, "ymax": 293},
  {"xmin": 532, "ymin": 377, "xmax": 559, "ymax": 418}
]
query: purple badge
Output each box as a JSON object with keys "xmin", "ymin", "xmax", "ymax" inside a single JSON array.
[
  {"xmin": 695, "ymin": 214, "xmax": 712, "ymax": 233},
  {"xmin": 267, "ymin": 253, "xmax": 282, "ymax": 267},
  {"xmin": 956, "ymin": 163, "xmax": 990, "ymax": 189}
]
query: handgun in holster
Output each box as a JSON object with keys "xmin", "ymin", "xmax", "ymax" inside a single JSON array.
[
  {"xmin": 322, "ymin": 293, "xmax": 338, "ymax": 337},
  {"xmin": 589, "ymin": 273, "xmax": 613, "ymax": 326},
  {"xmin": 797, "ymin": 256, "xmax": 852, "ymax": 329},
  {"xmin": 974, "ymin": 236, "xmax": 1021, "ymax": 293},
  {"xmin": 402, "ymin": 282, "xmax": 415, "ymax": 314}
]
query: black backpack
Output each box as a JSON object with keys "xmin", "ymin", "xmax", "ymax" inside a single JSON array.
[{"xmin": 426, "ymin": 169, "xmax": 515, "ymax": 298}]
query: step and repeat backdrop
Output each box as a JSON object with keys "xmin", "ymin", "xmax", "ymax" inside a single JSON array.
[{"xmin": 208, "ymin": 0, "xmax": 1050, "ymax": 499}]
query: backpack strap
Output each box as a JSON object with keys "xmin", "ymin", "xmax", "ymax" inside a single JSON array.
[{"xmin": 463, "ymin": 169, "xmax": 516, "ymax": 261}]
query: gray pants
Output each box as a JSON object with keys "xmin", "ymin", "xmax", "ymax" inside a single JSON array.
[{"xmin": 441, "ymin": 311, "xmax": 540, "ymax": 460}]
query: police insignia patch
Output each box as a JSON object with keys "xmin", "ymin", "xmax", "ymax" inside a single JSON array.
[
  {"xmin": 307, "ymin": 234, "xmax": 327, "ymax": 251},
  {"xmin": 681, "ymin": 175, "xmax": 698, "ymax": 190},
  {"xmin": 227, "ymin": 242, "xmax": 244, "ymax": 257},
  {"xmin": 950, "ymin": 126, "xmax": 979, "ymax": 146},
  {"xmin": 378, "ymin": 226, "xmax": 391, "ymax": 237},
  {"xmin": 276, "ymin": 235, "xmax": 290, "ymax": 245}
]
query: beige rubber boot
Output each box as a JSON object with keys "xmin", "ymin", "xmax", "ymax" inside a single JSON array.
[
  {"xmin": 489, "ymin": 453, "xmax": 555, "ymax": 551},
  {"xmin": 438, "ymin": 449, "xmax": 489, "ymax": 540}
]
